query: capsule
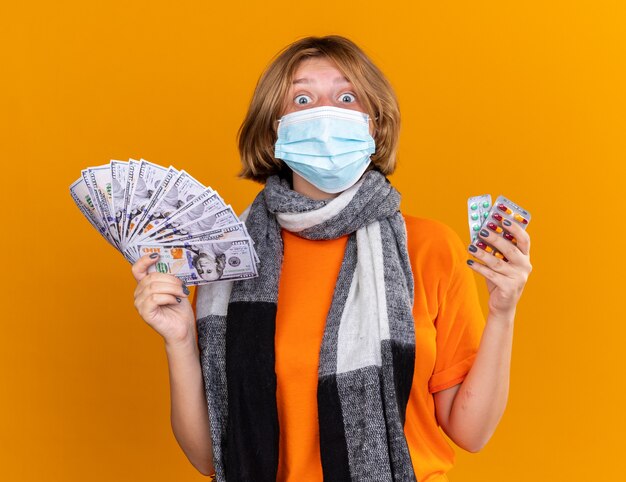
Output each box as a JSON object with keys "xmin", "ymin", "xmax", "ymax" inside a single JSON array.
[
  {"xmin": 494, "ymin": 252, "xmax": 509, "ymax": 262},
  {"xmin": 498, "ymin": 203, "xmax": 512, "ymax": 215},
  {"xmin": 514, "ymin": 213, "xmax": 529, "ymax": 225},
  {"xmin": 487, "ymin": 222, "xmax": 503, "ymax": 234},
  {"xmin": 504, "ymin": 232, "xmax": 518, "ymax": 245},
  {"xmin": 492, "ymin": 213, "xmax": 503, "ymax": 222},
  {"xmin": 476, "ymin": 241, "xmax": 494, "ymax": 254}
]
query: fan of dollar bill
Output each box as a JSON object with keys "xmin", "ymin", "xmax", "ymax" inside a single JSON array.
[{"xmin": 69, "ymin": 158, "xmax": 259, "ymax": 285}]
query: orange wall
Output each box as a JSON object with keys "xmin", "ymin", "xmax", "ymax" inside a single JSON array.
[{"xmin": 2, "ymin": 1, "xmax": 625, "ymax": 480}]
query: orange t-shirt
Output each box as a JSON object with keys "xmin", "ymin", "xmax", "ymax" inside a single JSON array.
[{"xmin": 274, "ymin": 215, "xmax": 485, "ymax": 482}]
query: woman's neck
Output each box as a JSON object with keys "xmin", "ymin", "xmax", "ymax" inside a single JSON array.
[{"xmin": 291, "ymin": 172, "xmax": 340, "ymax": 201}]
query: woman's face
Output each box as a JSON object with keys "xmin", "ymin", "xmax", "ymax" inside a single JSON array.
[
  {"xmin": 280, "ymin": 56, "xmax": 374, "ymax": 200},
  {"xmin": 282, "ymin": 57, "xmax": 368, "ymax": 119}
]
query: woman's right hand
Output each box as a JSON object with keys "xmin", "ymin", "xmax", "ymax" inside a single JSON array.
[{"xmin": 132, "ymin": 253, "xmax": 195, "ymax": 346}]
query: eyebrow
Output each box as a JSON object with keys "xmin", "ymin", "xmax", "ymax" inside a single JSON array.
[{"xmin": 292, "ymin": 76, "xmax": 351, "ymax": 85}]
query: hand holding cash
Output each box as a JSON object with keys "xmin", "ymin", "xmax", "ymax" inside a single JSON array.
[{"xmin": 69, "ymin": 158, "xmax": 259, "ymax": 285}]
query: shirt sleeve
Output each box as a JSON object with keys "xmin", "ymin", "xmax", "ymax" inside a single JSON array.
[{"xmin": 427, "ymin": 226, "xmax": 485, "ymax": 394}]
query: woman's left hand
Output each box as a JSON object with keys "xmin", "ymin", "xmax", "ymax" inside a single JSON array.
[{"xmin": 467, "ymin": 219, "xmax": 532, "ymax": 319}]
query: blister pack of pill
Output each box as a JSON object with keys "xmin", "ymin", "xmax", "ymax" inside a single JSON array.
[
  {"xmin": 467, "ymin": 194, "xmax": 492, "ymax": 242},
  {"xmin": 467, "ymin": 195, "xmax": 531, "ymax": 261}
]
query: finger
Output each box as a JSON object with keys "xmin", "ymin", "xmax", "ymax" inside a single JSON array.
[
  {"xmin": 501, "ymin": 219, "xmax": 531, "ymax": 255},
  {"xmin": 135, "ymin": 273, "xmax": 188, "ymax": 299},
  {"xmin": 477, "ymin": 228, "xmax": 524, "ymax": 264},
  {"xmin": 136, "ymin": 293, "xmax": 183, "ymax": 318},
  {"xmin": 466, "ymin": 258, "xmax": 509, "ymax": 284},
  {"xmin": 138, "ymin": 280, "xmax": 189, "ymax": 301},
  {"xmin": 132, "ymin": 253, "xmax": 161, "ymax": 282},
  {"xmin": 468, "ymin": 242, "xmax": 515, "ymax": 275}
]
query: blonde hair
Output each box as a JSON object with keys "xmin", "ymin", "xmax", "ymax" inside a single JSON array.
[{"xmin": 237, "ymin": 35, "xmax": 401, "ymax": 183}]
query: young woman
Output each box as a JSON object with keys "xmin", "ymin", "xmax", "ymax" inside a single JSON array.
[{"xmin": 131, "ymin": 35, "xmax": 532, "ymax": 482}]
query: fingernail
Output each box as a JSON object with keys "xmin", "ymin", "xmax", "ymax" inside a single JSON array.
[
  {"xmin": 469, "ymin": 245, "xmax": 478, "ymax": 253},
  {"xmin": 176, "ymin": 297, "xmax": 182, "ymax": 303},
  {"xmin": 467, "ymin": 259, "xmax": 474, "ymax": 266},
  {"xmin": 149, "ymin": 253, "xmax": 159, "ymax": 259},
  {"xmin": 182, "ymin": 283, "xmax": 190, "ymax": 296},
  {"xmin": 503, "ymin": 219, "xmax": 512, "ymax": 227},
  {"xmin": 504, "ymin": 232, "xmax": 515, "ymax": 242},
  {"xmin": 480, "ymin": 229, "xmax": 489, "ymax": 237}
]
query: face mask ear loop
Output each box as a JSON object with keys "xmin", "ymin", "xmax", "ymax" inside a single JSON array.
[
  {"xmin": 367, "ymin": 116, "xmax": 376, "ymax": 138},
  {"xmin": 274, "ymin": 118, "xmax": 282, "ymax": 136}
]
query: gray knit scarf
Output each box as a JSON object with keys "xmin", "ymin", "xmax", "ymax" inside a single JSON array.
[{"xmin": 196, "ymin": 170, "xmax": 417, "ymax": 481}]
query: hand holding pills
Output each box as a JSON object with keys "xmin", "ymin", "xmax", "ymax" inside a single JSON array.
[{"xmin": 466, "ymin": 195, "xmax": 533, "ymax": 318}]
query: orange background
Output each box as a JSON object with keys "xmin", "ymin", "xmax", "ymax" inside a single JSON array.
[{"xmin": 2, "ymin": 1, "xmax": 625, "ymax": 480}]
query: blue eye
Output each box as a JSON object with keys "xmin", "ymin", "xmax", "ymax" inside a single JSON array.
[
  {"xmin": 294, "ymin": 95, "xmax": 312, "ymax": 105},
  {"xmin": 339, "ymin": 93, "xmax": 356, "ymax": 103}
]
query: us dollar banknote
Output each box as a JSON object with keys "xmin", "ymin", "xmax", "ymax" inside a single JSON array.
[
  {"xmin": 125, "ymin": 159, "xmax": 170, "ymax": 241},
  {"xmin": 139, "ymin": 239, "xmax": 258, "ymax": 284},
  {"xmin": 70, "ymin": 159, "xmax": 259, "ymax": 285}
]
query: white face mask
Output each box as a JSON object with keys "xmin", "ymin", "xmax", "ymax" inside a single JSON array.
[{"xmin": 274, "ymin": 106, "xmax": 376, "ymax": 193}]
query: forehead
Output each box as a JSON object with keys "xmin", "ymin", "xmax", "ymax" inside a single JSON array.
[{"xmin": 292, "ymin": 57, "xmax": 351, "ymax": 85}]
